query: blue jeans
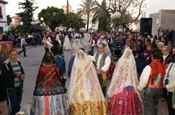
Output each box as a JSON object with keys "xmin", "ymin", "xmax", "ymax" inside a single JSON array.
[{"xmin": 7, "ymin": 85, "xmax": 23, "ymax": 115}]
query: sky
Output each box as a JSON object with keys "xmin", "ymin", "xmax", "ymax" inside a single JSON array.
[{"xmin": 5, "ymin": 0, "xmax": 175, "ymax": 18}]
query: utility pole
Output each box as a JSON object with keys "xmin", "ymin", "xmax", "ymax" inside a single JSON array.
[{"xmin": 67, "ymin": 0, "xmax": 69, "ymax": 14}]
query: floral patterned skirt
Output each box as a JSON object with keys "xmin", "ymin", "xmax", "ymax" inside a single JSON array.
[
  {"xmin": 108, "ymin": 86, "xmax": 142, "ymax": 115},
  {"xmin": 70, "ymin": 101, "xmax": 107, "ymax": 115},
  {"xmin": 30, "ymin": 93, "xmax": 70, "ymax": 115}
]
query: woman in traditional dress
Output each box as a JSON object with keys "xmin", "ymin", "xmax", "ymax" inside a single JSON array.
[
  {"xmin": 68, "ymin": 39, "xmax": 83, "ymax": 78},
  {"xmin": 63, "ymin": 35, "xmax": 71, "ymax": 50},
  {"xmin": 97, "ymin": 35, "xmax": 111, "ymax": 56},
  {"xmin": 43, "ymin": 33, "xmax": 53, "ymax": 52},
  {"xmin": 51, "ymin": 39, "xmax": 63, "ymax": 56},
  {"xmin": 71, "ymin": 39, "xmax": 83, "ymax": 56},
  {"xmin": 69, "ymin": 49, "xmax": 107, "ymax": 115},
  {"xmin": 164, "ymin": 54, "xmax": 175, "ymax": 115},
  {"xmin": 107, "ymin": 47, "xmax": 142, "ymax": 115},
  {"xmin": 67, "ymin": 55, "xmax": 75, "ymax": 78},
  {"xmin": 51, "ymin": 40, "xmax": 66, "ymax": 76},
  {"xmin": 83, "ymin": 33, "xmax": 92, "ymax": 54},
  {"xmin": 30, "ymin": 52, "xmax": 70, "ymax": 115}
]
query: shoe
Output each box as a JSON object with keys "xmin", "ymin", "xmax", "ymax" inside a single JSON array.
[
  {"xmin": 16, "ymin": 111, "xmax": 25, "ymax": 115},
  {"xmin": 24, "ymin": 55, "xmax": 28, "ymax": 57}
]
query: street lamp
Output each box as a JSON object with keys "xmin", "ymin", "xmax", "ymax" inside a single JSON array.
[
  {"xmin": 40, "ymin": 17, "xmax": 44, "ymax": 24},
  {"xmin": 111, "ymin": 12, "xmax": 121, "ymax": 19},
  {"xmin": 110, "ymin": 12, "xmax": 121, "ymax": 32}
]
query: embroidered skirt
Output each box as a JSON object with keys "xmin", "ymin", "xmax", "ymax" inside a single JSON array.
[{"xmin": 30, "ymin": 93, "xmax": 70, "ymax": 115}]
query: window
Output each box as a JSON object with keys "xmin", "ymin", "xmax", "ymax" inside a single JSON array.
[
  {"xmin": 0, "ymin": 27, "xmax": 3, "ymax": 33},
  {"xmin": 0, "ymin": 7, "xmax": 2, "ymax": 18}
]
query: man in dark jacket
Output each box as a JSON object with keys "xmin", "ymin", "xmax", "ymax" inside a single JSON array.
[{"xmin": 1, "ymin": 49, "xmax": 25, "ymax": 115}]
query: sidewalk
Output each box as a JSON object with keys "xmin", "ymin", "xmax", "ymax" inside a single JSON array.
[{"xmin": 0, "ymin": 101, "xmax": 8, "ymax": 115}]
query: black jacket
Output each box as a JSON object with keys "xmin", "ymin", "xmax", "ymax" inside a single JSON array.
[{"xmin": 1, "ymin": 59, "xmax": 25, "ymax": 88}]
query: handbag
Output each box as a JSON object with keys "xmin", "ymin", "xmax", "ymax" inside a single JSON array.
[
  {"xmin": 164, "ymin": 63, "xmax": 173, "ymax": 85},
  {"xmin": 107, "ymin": 60, "xmax": 116, "ymax": 79}
]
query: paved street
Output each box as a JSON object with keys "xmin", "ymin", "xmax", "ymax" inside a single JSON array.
[{"xmin": 0, "ymin": 46, "xmax": 168, "ymax": 115}]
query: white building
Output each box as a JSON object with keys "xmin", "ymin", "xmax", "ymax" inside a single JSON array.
[{"xmin": 0, "ymin": 0, "xmax": 8, "ymax": 33}]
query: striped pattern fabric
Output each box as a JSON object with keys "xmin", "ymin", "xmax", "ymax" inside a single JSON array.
[
  {"xmin": 30, "ymin": 94, "xmax": 70, "ymax": 115},
  {"xmin": 11, "ymin": 62, "xmax": 22, "ymax": 87}
]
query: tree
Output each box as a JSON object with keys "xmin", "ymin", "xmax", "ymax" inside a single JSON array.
[
  {"xmin": 92, "ymin": 0, "xmax": 109, "ymax": 31},
  {"xmin": 14, "ymin": 0, "xmax": 43, "ymax": 33},
  {"xmin": 7, "ymin": 15, "xmax": 12, "ymax": 25},
  {"xmin": 94, "ymin": 0, "xmax": 145, "ymax": 32},
  {"xmin": 63, "ymin": 13, "xmax": 85, "ymax": 31},
  {"xmin": 16, "ymin": 0, "xmax": 38, "ymax": 26},
  {"xmin": 38, "ymin": 7, "xmax": 66, "ymax": 32},
  {"xmin": 8, "ymin": 24, "xmax": 44, "ymax": 33},
  {"xmin": 77, "ymin": 0, "xmax": 96, "ymax": 31}
]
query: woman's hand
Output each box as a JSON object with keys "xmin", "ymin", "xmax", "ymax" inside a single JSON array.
[
  {"xmin": 173, "ymin": 104, "xmax": 175, "ymax": 109},
  {"xmin": 20, "ymin": 74, "xmax": 25, "ymax": 80}
]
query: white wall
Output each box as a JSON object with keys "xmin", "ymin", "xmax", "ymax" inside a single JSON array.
[{"xmin": 0, "ymin": 3, "xmax": 7, "ymax": 32}]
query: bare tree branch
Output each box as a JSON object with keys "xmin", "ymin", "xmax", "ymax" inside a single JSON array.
[
  {"xmin": 129, "ymin": 0, "xmax": 144, "ymax": 23},
  {"xmin": 122, "ymin": 0, "xmax": 133, "ymax": 13},
  {"xmin": 93, "ymin": 0, "xmax": 145, "ymax": 32}
]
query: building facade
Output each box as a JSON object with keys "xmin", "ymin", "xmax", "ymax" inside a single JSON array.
[
  {"xmin": 0, "ymin": 0, "xmax": 8, "ymax": 33},
  {"xmin": 11, "ymin": 15, "xmax": 21, "ymax": 27},
  {"xmin": 150, "ymin": 10, "xmax": 175, "ymax": 36},
  {"xmin": 62, "ymin": 5, "xmax": 72, "ymax": 13}
]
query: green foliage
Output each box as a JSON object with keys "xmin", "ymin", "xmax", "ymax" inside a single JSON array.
[
  {"xmin": 92, "ymin": 0, "xmax": 109, "ymax": 31},
  {"xmin": 38, "ymin": 7, "xmax": 66, "ymax": 32},
  {"xmin": 10, "ymin": 0, "xmax": 43, "ymax": 33},
  {"xmin": 8, "ymin": 25, "xmax": 44, "ymax": 34},
  {"xmin": 98, "ymin": 17, "xmax": 108, "ymax": 31},
  {"xmin": 16, "ymin": 0, "xmax": 38, "ymax": 26},
  {"xmin": 78, "ymin": 0, "xmax": 96, "ymax": 31},
  {"xmin": 7, "ymin": 15, "xmax": 12, "ymax": 25},
  {"xmin": 94, "ymin": 0, "xmax": 144, "ymax": 32},
  {"xmin": 63, "ymin": 13, "xmax": 85, "ymax": 31}
]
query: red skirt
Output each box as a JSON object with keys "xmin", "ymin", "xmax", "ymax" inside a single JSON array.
[{"xmin": 108, "ymin": 86, "xmax": 142, "ymax": 115}]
